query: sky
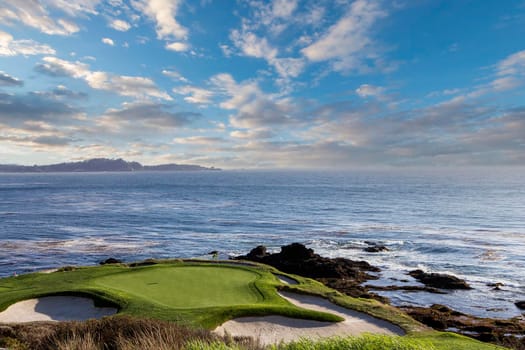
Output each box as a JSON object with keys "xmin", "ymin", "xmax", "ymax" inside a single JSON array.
[{"xmin": 0, "ymin": 0, "xmax": 524, "ymax": 169}]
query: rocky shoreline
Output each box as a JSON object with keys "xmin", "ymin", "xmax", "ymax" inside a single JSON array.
[{"xmin": 235, "ymin": 243, "xmax": 525, "ymax": 349}]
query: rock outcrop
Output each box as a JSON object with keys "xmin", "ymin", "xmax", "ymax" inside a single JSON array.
[
  {"xmin": 403, "ymin": 304, "xmax": 525, "ymax": 347},
  {"xmin": 408, "ymin": 269, "xmax": 471, "ymax": 289},
  {"xmin": 515, "ymin": 301, "xmax": 525, "ymax": 310},
  {"xmin": 235, "ymin": 243, "xmax": 385, "ymax": 301},
  {"xmin": 364, "ymin": 245, "xmax": 389, "ymax": 253}
]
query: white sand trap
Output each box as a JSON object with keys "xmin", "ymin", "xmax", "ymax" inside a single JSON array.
[
  {"xmin": 214, "ymin": 291, "xmax": 403, "ymax": 345},
  {"xmin": 275, "ymin": 274, "xmax": 298, "ymax": 285},
  {"xmin": 0, "ymin": 296, "xmax": 117, "ymax": 323}
]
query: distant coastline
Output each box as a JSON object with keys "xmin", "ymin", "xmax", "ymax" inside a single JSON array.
[{"xmin": 0, "ymin": 158, "xmax": 220, "ymax": 173}]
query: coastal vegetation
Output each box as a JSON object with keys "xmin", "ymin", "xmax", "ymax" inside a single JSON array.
[{"xmin": 0, "ymin": 259, "xmax": 511, "ymax": 349}]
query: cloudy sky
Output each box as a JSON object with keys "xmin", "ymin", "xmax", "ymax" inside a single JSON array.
[{"xmin": 0, "ymin": 0, "xmax": 524, "ymax": 168}]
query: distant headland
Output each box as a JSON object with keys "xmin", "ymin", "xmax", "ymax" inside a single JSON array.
[{"xmin": 0, "ymin": 158, "xmax": 220, "ymax": 173}]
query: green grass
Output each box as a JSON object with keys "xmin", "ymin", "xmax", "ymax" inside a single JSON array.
[
  {"xmin": 188, "ymin": 333, "xmax": 506, "ymax": 350},
  {"xmin": 93, "ymin": 266, "xmax": 262, "ymax": 308},
  {"xmin": 0, "ymin": 262, "xmax": 341, "ymax": 328},
  {"xmin": 268, "ymin": 334, "xmax": 435, "ymax": 350},
  {"xmin": 0, "ymin": 260, "xmax": 510, "ymax": 349}
]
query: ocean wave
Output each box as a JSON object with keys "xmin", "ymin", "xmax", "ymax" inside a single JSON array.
[{"xmin": 0, "ymin": 238, "xmax": 161, "ymax": 254}]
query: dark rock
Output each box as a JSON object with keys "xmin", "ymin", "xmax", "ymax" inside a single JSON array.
[
  {"xmin": 476, "ymin": 332, "xmax": 496, "ymax": 342},
  {"xmin": 487, "ymin": 282, "xmax": 504, "ymax": 290},
  {"xmin": 409, "ymin": 269, "xmax": 471, "ymax": 290},
  {"xmin": 245, "ymin": 245, "xmax": 268, "ymax": 259},
  {"xmin": 208, "ymin": 250, "xmax": 219, "ymax": 255},
  {"xmin": 515, "ymin": 301, "xmax": 525, "ymax": 310},
  {"xmin": 364, "ymin": 245, "xmax": 389, "ymax": 253},
  {"xmin": 236, "ymin": 243, "xmax": 383, "ymax": 301},
  {"xmin": 431, "ymin": 304, "xmax": 453, "ymax": 313},
  {"xmin": 402, "ymin": 304, "xmax": 525, "ymax": 347},
  {"xmin": 368, "ymin": 285, "xmax": 446, "ymax": 294},
  {"xmin": 100, "ymin": 257, "xmax": 122, "ymax": 265},
  {"xmin": 280, "ymin": 243, "xmax": 315, "ymax": 260}
]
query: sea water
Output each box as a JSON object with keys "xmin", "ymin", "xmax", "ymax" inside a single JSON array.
[{"xmin": 0, "ymin": 169, "xmax": 524, "ymax": 318}]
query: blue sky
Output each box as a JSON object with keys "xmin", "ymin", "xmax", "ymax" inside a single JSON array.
[{"xmin": 0, "ymin": 0, "xmax": 524, "ymax": 168}]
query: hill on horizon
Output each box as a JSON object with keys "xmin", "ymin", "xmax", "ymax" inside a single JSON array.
[{"xmin": 0, "ymin": 158, "xmax": 220, "ymax": 173}]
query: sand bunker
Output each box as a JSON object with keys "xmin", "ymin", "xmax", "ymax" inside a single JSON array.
[
  {"xmin": 0, "ymin": 296, "xmax": 117, "ymax": 323},
  {"xmin": 275, "ymin": 274, "xmax": 298, "ymax": 285},
  {"xmin": 214, "ymin": 291, "xmax": 403, "ymax": 345}
]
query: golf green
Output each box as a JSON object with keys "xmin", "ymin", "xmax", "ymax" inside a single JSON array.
[{"xmin": 93, "ymin": 265, "xmax": 263, "ymax": 308}]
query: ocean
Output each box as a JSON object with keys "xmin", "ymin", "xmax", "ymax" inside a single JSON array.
[{"xmin": 0, "ymin": 169, "xmax": 524, "ymax": 319}]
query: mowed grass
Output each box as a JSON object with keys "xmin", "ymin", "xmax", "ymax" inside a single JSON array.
[
  {"xmin": 0, "ymin": 262, "xmax": 342, "ymax": 327},
  {"xmin": 94, "ymin": 266, "xmax": 262, "ymax": 308}
]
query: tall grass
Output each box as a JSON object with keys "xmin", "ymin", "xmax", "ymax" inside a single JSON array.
[
  {"xmin": 1, "ymin": 318, "xmax": 505, "ymax": 350},
  {"xmin": 48, "ymin": 335, "xmax": 436, "ymax": 350},
  {"xmin": 268, "ymin": 335, "xmax": 436, "ymax": 350},
  {"xmin": 0, "ymin": 316, "xmax": 215, "ymax": 350}
]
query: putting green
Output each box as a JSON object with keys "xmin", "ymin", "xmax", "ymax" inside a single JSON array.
[{"xmin": 93, "ymin": 265, "xmax": 263, "ymax": 308}]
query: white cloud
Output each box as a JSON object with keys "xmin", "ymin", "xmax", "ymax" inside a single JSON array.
[
  {"xmin": 271, "ymin": 57, "xmax": 306, "ymax": 79},
  {"xmin": 0, "ymin": 71, "xmax": 23, "ymax": 86},
  {"xmin": 173, "ymin": 86, "xmax": 213, "ymax": 105},
  {"xmin": 272, "ymin": 0, "xmax": 298, "ymax": 19},
  {"xmin": 95, "ymin": 101, "xmax": 196, "ymax": 133},
  {"xmin": 230, "ymin": 29, "xmax": 277, "ymax": 60},
  {"xmin": 109, "ymin": 19, "xmax": 131, "ymax": 31},
  {"xmin": 165, "ymin": 42, "xmax": 189, "ymax": 52},
  {"xmin": 447, "ymin": 50, "xmax": 525, "ymax": 101},
  {"xmin": 101, "ymin": 37, "xmax": 115, "ymax": 46},
  {"xmin": 491, "ymin": 76, "xmax": 520, "ymax": 91},
  {"xmin": 162, "ymin": 69, "xmax": 188, "ymax": 82},
  {"xmin": 46, "ymin": 0, "xmax": 101, "ymax": 17},
  {"xmin": 211, "ymin": 73, "xmax": 296, "ymax": 128},
  {"xmin": 131, "ymin": 0, "xmax": 187, "ymax": 40},
  {"xmin": 355, "ymin": 84, "xmax": 384, "ymax": 98},
  {"xmin": 227, "ymin": 0, "xmax": 328, "ymax": 80},
  {"xmin": 36, "ymin": 56, "xmax": 172, "ymax": 101},
  {"xmin": 0, "ymin": 0, "xmax": 80, "ymax": 35},
  {"xmin": 244, "ymin": 0, "xmax": 299, "ymax": 31},
  {"xmin": 230, "ymin": 28, "xmax": 305, "ymax": 79},
  {"xmin": 0, "ymin": 30, "xmax": 56, "ymax": 56},
  {"xmin": 173, "ymin": 136, "xmax": 223, "ymax": 145},
  {"xmin": 302, "ymin": 0, "xmax": 388, "ymax": 73},
  {"xmin": 230, "ymin": 129, "xmax": 273, "ymax": 140},
  {"xmin": 497, "ymin": 50, "xmax": 525, "ymax": 76},
  {"xmin": 219, "ymin": 44, "xmax": 232, "ymax": 57}
]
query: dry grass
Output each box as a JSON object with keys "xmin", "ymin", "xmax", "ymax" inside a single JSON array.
[
  {"xmin": 0, "ymin": 316, "xmax": 219, "ymax": 350},
  {"xmin": 1, "ymin": 316, "xmax": 513, "ymax": 350}
]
